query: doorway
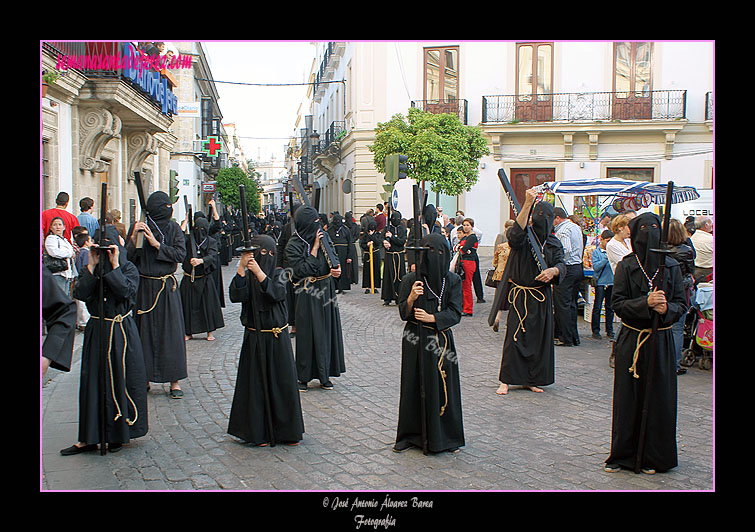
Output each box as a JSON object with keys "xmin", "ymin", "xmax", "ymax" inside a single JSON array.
[{"xmin": 509, "ymin": 168, "xmax": 554, "ymax": 219}]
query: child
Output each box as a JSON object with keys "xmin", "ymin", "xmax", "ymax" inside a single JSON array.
[
  {"xmin": 74, "ymin": 232, "xmax": 93, "ymax": 331},
  {"xmin": 590, "ymin": 230, "xmax": 615, "ymax": 339}
]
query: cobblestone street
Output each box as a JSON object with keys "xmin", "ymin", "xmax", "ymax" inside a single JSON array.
[{"xmin": 41, "ymin": 249, "xmax": 714, "ymax": 493}]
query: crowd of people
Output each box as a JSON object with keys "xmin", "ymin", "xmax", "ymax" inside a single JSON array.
[{"xmin": 42, "ymin": 186, "xmax": 713, "ymax": 474}]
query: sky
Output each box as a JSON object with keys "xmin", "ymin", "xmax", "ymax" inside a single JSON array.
[{"xmin": 202, "ymin": 41, "xmax": 316, "ymax": 164}]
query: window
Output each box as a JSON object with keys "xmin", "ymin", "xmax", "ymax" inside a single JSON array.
[
  {"xmin": 606, "ymin": 167, "xmax": 654, "ymax": 182},
  {"xmin": 515, "ymin": 43, "xmax": 553, "ymax": 121},
  {"xmin": 424, "ymin": 46, "xmax": 459, "ymax": 101},
  {"xmin": 612, "ymin": 42, "xmax": 653, "ymax": 119}
]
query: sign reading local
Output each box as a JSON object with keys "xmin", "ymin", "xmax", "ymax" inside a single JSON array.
[
  {"xmin": 120, "ymin": 42, "xmax": 178, "ymax": 116},
  {"xmin": 202, "ymin": 136, "xmax": 223, "ymax": 157}
]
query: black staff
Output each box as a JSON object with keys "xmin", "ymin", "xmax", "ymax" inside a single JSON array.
[
  {"xmin": 237, "ymin": 185, "xmax": 275, "ymax": 446},
  {"xmin": 634, "ymin": 181, "xmax": 675, "ymax": 473},
  {"xmin": 183, "ymin": 196, "xmax": 198, "ymax": 281},
  {"xmin": 92, "ymin": 182, "xmax": 112, "ymax": 455},
  {"xmin": 497, "ymin": 169, "xmax": 546, "ymax": 272},
  {"xmin": 404, "ymin": 183, "xmax": 431, "ymax": 455},
  {"xmin": 133, "ymin": 172, "xmax": 147, "ymax": 256}
]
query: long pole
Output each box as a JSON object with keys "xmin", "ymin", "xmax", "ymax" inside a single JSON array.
[
  {"xmin": 369, "ymin": 241, "xmax": 375, "ymax": 294},
  {"xmin": 97, "ymin": 182, "xmax": 108, "ymax": 455},
  {"xmin": 634, "ymin": 181, "xmax": 674, "ymax": 473}
]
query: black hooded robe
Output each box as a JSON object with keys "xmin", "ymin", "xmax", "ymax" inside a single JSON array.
[
  {"xmin": 382, "ymin": 212, "xmax": 407, "ymax": 303},
  {"xmin": 73, "ymin": 226, "xmax": 148, "ymax": 446},
  {"xmin": 126, "ymin": 191, "xmax": 187, "ymax": 384},
  {"xmin": 228, "ymin": 235, "xmax": 304, "ymax": 445},
  {"xmin": 180, "ymin": 217, "xmax": 225, "ymax": 336},
  {"xmin": 344, "ymin": 211, "xmax": 360, "ymax": 284},
  {"xmin": 42, "ymin": 265, "xmax": 77, "ymax": 372},
  {"xmin": 395, "ymin": 233, "xmax": 465, "ymax": 453},
  {"xmin": 278, "ymin": 207, "xmax": 297, "ymax": 328},
  {"xmin": 328, "ymin": 214, "xmax": 356, "ymax": 292},
  {"xmin": 606, "ymin": 212, "xmax": 686, "ymax": 473},
  {"xmin": 285, "ymin": 206, "xmax": 346, "ymax": 385},
  {"xmin": 497, "ymin": 201, "xmax": 566, "ymax": 388}
]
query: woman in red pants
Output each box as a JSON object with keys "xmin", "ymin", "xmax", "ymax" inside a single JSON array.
[{"xmin": 456, "ymin": 218, "xmax": 478, "ymax": 316}]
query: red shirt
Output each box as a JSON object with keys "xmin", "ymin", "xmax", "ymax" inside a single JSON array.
[{"xmin": 41, "ymin": 207, "xmax": 80, "ymax": 243}]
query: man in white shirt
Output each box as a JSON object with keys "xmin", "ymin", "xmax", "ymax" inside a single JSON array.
[
  {"xmin": 690, "ymin": 216, "xmax": 713, "ymax": 283},
  {"xmin": 553, "ymin": 208, "xmax": 584, "ymax": 346}
]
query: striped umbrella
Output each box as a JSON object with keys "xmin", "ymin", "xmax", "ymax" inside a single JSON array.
[{"xmin": 539, "ymin": 178, "xmax": 699, "ymax": 205}]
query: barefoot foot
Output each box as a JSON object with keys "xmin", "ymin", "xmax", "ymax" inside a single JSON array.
[{"xmin": 496, "ymin": 383, "xmax": 509, "ymax": 395}]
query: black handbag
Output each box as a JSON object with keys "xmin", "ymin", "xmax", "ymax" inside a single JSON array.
[
  {"xmin": 43, "ymin": 250, "xmax": 68, "ymax": 273},
  {"xmin": 485, "ymin": 268, "xmax": 499, "ymax": 288}
]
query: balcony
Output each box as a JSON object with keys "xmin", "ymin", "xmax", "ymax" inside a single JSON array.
[
  {"xmin": 411, "ymin": 99, "xmax": 468, "ymax": 125},
  {"xmin": 482, "ymin": 90, "xmax": 687, "ymax": 124}
]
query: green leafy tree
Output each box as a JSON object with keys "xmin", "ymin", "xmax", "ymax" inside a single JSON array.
[
  {"xmin": 216, "ymin": 165, "xmax": 261, "ymax": 214},
  {"xmin": 369, "ymin": 107, "xmax": 490, "ymax": 196}
]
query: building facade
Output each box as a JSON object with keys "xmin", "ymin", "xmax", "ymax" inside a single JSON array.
[
  {"xmin": 298, "ymin": 41, "xmax": 714, "ymax": 245},
  {"xmin": 41, "ymin": 41, "xmax": 179, "ymax": 232}
]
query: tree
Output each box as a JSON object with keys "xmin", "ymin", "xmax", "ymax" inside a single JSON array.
[
  {"xmin": 216, "ymin": 165, "xmax": 261, "ymax": 214},
  {"xmin": 369, "ymin": 107, "xmax": 490, "ymax": 197}
]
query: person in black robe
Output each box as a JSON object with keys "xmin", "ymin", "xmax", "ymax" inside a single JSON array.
[
  {"xmin": 205, "ymin": 202, "xmax": 227, "ymax": 306},
  {"xmin": 286, "ymin": 205, "xmax": 346, "ymax": 390},
  {"xmin": 61, "ymin": 225, "xmax": 148, "ymax": 455},
  {"xmin": 495, "ymin": 189, "xmax": 566, "ymax": 395},
  {"xmin": 180, "ymin": 215, "xmax": 225, "ymax": 341},
  {"xmin": 605, "ymin": 212, "xmax": 686, "ymax": 474},
  {"xmin": 381, "ymin": 210, "xmax": 407, "ymax": 306},
  {"xmin": 393, "ymin": 233, "xmax": 465, "ymax": 454},
  {"xmin": 360, "ymin": 220, "xmax": 382, "ymax": 293},
  {"xmin": 278, "ymin": 204, "xmax": 298, "ymax": 335},
  {"xmin": 227, "ymin": 235, "xmax": 304, "ymax": 446},
  {"xmin": 42, "ymin": 266, "xmax": 77, "ymax": 379},
  {"xmin": 126, "ymin": 191, "xmax": 188, "ymax": 398},
  {"xmin": 343, "ymin": 211, "xmax": 360, "ymax": 284},
  {"xmin": 328, "ymin": 213, "xmax": 356, "ymax": 294}
]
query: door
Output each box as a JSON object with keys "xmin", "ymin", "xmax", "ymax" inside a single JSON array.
[
  {"xmin": 515, "ymin": 43, "xmax": 553, "ymax": 122},
  {"xmin": 612, "ymin": 42, "xmax": 653, "ymax": 120},
  {"xmin": 509, "ymin": 168, "xmax": 554, "ymax": 219}
]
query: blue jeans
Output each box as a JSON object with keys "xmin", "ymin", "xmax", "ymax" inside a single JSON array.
[
  {"xmin": 671, "ymin": 313, "xmax": 685, "ymax": 371},
  {"xmin": 591, "ymin": 284, "xmax": 614, "ymax": 336}
]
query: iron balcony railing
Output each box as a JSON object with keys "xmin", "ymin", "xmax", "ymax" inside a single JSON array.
[
  {"xmin": 315, "ymin": 121, "xmax": 347, "ymax": 152},
  {"xmin": 411, "ymin": 99, "xmax": 468, "ymax": 125},
  {"xmin": 482, "ymin": 90, "xmax": 687, "ymax": 123}
]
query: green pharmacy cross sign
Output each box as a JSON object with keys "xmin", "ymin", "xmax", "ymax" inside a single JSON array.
[{"xmin": 202, "ymin": 136, "xmax": 223, "ymax": 158}]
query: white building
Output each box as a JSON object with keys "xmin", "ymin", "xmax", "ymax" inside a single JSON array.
[{"xmin": 302, "ymin": 41, "xmax": 714, "ymax": 245}]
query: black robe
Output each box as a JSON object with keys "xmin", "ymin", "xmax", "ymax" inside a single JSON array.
[
  {"xmin": 497, "ymin": 221, "xmax": 566, "ymax": 387},
  {"xmin": 381, "ymin": 223, "xmax": 407, "ymax": 303},
  {"xmin": 606, "ymin": 252, "xmax": 686, "ymax": 472},
  {"xmin": 285, "ymin": 228, "xmax": 346, "ymax": 384},
  {"xmin": 227, "ymin": 269, "xmax": 304, "ymax": 445},
  {"xmin": 278, "ymin": 217, "xmax": 296, "ymax": 327},
  {"xmin": 344, "ymin": 213, "xmax": 360, "ymax": 284},
  {"xmin": 126, "ymin": 218, "xmax": 187, "ymax": 383},
  {"xmin": 329, "ymin": 223, "xmax": 357, "ymax": 291},
  {"xmin": 42, "ymin": 265, "xmax": 77, "ymax": 372},
  {"xmin": 360, "ymin": 231, "xmax": 383, "ymax": 290},
  {"xmin": 208, "ymin": 217, "xmax": 227, "ymax": 305},
  {"xmin": 180, "ymin": 233, "xmax": 225, "ymax": 336},
  {"xmin": 72, "ymin": 259, "xmax": 148, "ymax": 445},
  {"xmin": 396, "ymin": 270, "xmax": 465, "ymax": 453}
]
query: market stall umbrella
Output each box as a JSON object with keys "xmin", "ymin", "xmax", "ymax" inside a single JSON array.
[{"xmin": 538, "ymin": 178, "xmax": 699, "ymax": 208}]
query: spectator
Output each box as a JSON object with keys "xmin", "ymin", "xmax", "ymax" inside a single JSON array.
[
  {"xmin": 77, "ymin": 197, "xmax": 100, "ymax": 235},
  {"xmin": 606, "ymin": 214, "xmax": 633, "ymax": 273},
  {"xmin": 44, "ymin": 217, "xmax": 76, "ymax": 295},
  {"xmin": 449, "ymin": 215, "xmax": 464, "ymax": 249},
  {"xmin": 553, "ymin": 207, "xmax": 584, "ymax": 347},
  {"xmin": 456, "ymin": 218, "xmax": 479, "ymax": 316},
  {"xmin": 667, "ymin": 218, "xmax": 696, "ymax": 375},
  {"xmin": 42, "ymin": 192, "xmax": 79, "ymax": 242},
  {"xmin": 690, "ymin": 216, "xmax": 713, "ymax": 284},
  {"xmin": 489, "ymin": 220, "xmax": 515, "ymax": 332},
  {"xmin": 375, "ymin": 203, "xmax": 387, "ymax": 232},
  {"xmin": 590, "ymin": 230, "xmax": 615, "ymax": 340},
  {"xmin": 110, "ymin": 209, "xmax": 127, "ymax": 240},
  {"xmin": 73, "ymin": 231, "xmax": 93, "ymax": 331}
]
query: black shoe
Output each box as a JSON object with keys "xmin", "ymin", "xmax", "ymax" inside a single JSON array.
[
  {"xmin": 554, "ymin": 339, "xmax": 573, "ymax": 347},
  {"xmin": 606, "ymin": 332, "xmax": 614, "ymax": 339},
  {"xmin": 364, "ymin": 289, "xmax": 370, "ymax": 294},
  {"xmin": 108, "ymin": 443, "xmax": 123, "ymax": 453},
  {"xmin": 321, "ymin": 381, "xmax": 334, "ymax": 390},
  {"xmin": 392, "ymin": 441, "xmax": 413, "ymax": 453},
  {"xmin": 477, "ymin": 298, "xmax": 486, "ymax": 303},
  {"xmin": 60, "ymin": 443, "xmax": 98, "ymax": 456},
  {"xmin": 383, "ymin": 301, "xmax": 391, "ymax": 306},
  {"xmin": 676, "ymin": 368, "xmax": 687, "ymax": 375},
  {"xmin": 170, "ymin": 388, "xmax": 184, "ymax": 399},
  {"xmin": 462, "ymin": 312, "xmax": 473, "ymax": 317},
  {"xmin": 592, "ymin": 333, "xmax": 601, "ymax": 339},
  {"xmin": 298, "ymin": 382, "xmax": 308, "ymax": 392}
]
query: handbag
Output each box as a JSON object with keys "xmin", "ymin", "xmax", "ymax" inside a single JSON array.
[
  {"xmin": 485, "ymin": 268, "xmax": 499, "ymax": 288},
  {"xmin": 43, "ymin": 249, "xmax": 68, "ymax": 273}
]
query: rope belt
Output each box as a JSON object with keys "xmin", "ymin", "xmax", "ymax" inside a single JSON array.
[
  {"xmin": 386, "ymin": 251, "xmax": 405, "ymax": 284},
  {"xmin": 411, "ymin": 321, "xmax": 451, "ymax": 417},
  {"xmin": 137, "ymin": 273, "xmax": 178, "ymax": 315},
  {"xmin": 621, "ymin": 323, "xmax": 673, "ymax": 379},
  {"xmin": 89, "ymin": 310, "xmax": 138, "ymax": 426},
  {"xmin": 507, "ymin": 282, "xmax": 547, "ymax": 342},
  {"xmin": 292, "ymin": 272, "xmax": 332, "ymax": 291},
  {"xmin": 246, "ymin": 323, "xmax": 289, "ymax": 338}
]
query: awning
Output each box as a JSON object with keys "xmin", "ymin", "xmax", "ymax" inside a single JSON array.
[{"xmin": 539, "ymin": 178, "xmax": 699, "ymax": 206}]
